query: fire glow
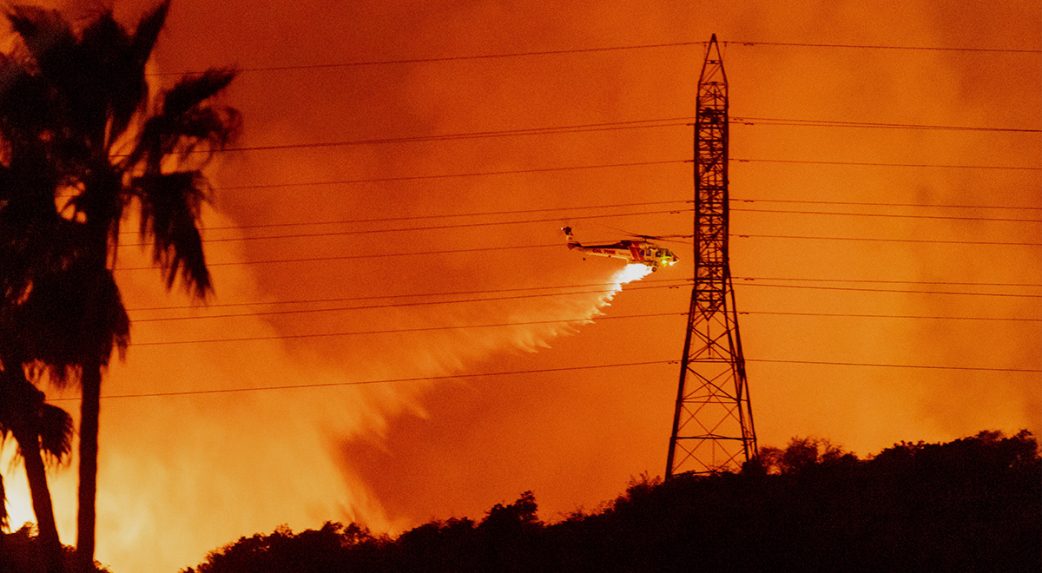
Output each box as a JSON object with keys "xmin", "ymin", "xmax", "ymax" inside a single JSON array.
[
  {"xmin": 1, "ymin": 253, "xmax": 655, "ymax": 570},
  {"xmin": 0, "ymin": 1, "xmax": 1036, "ymax": 571}
]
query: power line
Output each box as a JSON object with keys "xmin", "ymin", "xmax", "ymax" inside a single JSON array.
[
  {"xmin": 731, "ymin": 116, "xmax": 1042, "ymax": 133},
  {"xmin": 152, "ymin": 38, "xmax": 1041, "ymax": 77},
  {"xmin": 729, "ymin": 40, "xmax": 1042, "ymax": 54},
  {"xmin": 117, "ymin": 203, "xmax": 1039, "ymax": 246},
  {"xmin": 205, "ymin": 198, "xmax": 1042, "ymax": 233},
  {"xmin": 193, "ymin": 110, "xmax": 1036, "ymax": 192},
  {"xmin": 742, "ymin": 310, "xmax": 1042, "ymax": 323},
  {"xmin": 132, "ymin": 283, "xmax": 685, "ymax": 323},
  {"xmin": 126, "ymin": 275, "xmax": 1040, "ymax": 317},
  {"xmin": 127, "ymin": 285, "xmax": 1042, "ymax": 339},
  {"xmin": 733, "ymin": 157, "xmax": 1042, "ymax": 171},
  {"xmin": 117, "ymin": 205, "xmax": 1039, "ymax": 251},
  {"xmin": 51, "ymin": 359, "xmax": 680, "ymax": 401},
  {"xmin": 733, "ymin": 197, "xmax": 1042, "ymax": 212},
  {"xmin": 735, "ymin": 276, "xmax": 1042, "ymax": 288},
  {"xmin": 157, "ymin": 41, "xmax": 711, "ymax": 75},
  {"xmin": 749, "ymin": 358, "xmax": 1042, "ymax": 374},
  {"xmin": 128, "ymin": 277, "xmax": 691, "ymax": 312},
  {"xmin": 209, "ymin": 142, "xmax": 1042, "ymax": 170},
  {"xmin": 733, "ymin": 207, "xmax": 1042, "ymax": 224},
  {"xmin": 146, "ymin": 112, "xmax": 1039, "ymax": 159},
  {"xmin": 47, "ymin": 353, "xmax": 1040, "ymax": 402},
  {"xmin": 125, "ymin": 289, "xmax": 1042, "ymax": 347},
  {"xmin": 200, "ymin": 117, "xmax": 1042, "ymax": 166},
  {"xmin": 213, "ymin": 159, "xmax": 688, "ymax": 192},
  {"xmin": 119, "ymin": 208, "xmax": 692, "ymax": 248},
  {"xmin": 133, "ymin": 300, "xmax": 1042, "ymax": 326},
  {"xmin": 131, "ymin": 302, "xmax": 1042, "ymax": 326},
  {"xmin": 737, "ymin": 233, "xmax": 1042, "ymax": 247},
  {"xmin": 116, "ymin": 243, "xmax": 561, "ymax": 271},
  {"xmin": 737, "ymin": 282, "xmax": 1042, "ymax": 299},
  {"xmin": 212, "ymin": 120, "xmax": 689, "ymax": 154},
  {"xmin": 207, "ymin": 155, "xmax": 1037, "ymax": 197},
  {"xmin": 115, "ymin": 230, "xmax": 1042, "ymax": 272},
  {"xmin": 194, "ymin": 200, "xmax": 692, "ymax": 233},
  {"xmin": 131, "ymin": 274, "xmax": 1042, "ymax": 313},
  {"xmin": 131, "ymin": 311, "xmax": 683, "ymax": 347}
]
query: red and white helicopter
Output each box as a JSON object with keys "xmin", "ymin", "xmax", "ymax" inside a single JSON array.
[{"xmin": 562, "ymin": 226, "xmax": 679, "ymax": 272}]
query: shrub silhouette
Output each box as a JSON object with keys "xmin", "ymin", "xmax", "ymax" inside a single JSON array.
[{"xmin": 181, "ymin": 429, "xmax": 1040, "ymax": 573}]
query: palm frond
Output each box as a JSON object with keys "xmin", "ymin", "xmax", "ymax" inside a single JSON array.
[
  {"xmin": 65, "ymin": 164, "xmax": 126, "ymax": 241},
  {"xmin": 4, "ymin": 5, "xmax": 76, "ymax": 76},
  {"xmin": 106, "ymin": 0, "xmax": 175, "ymax": 147},
  {"xmin": 128, "ymin": 69, "xmax": 240, "ymax": 169},
  {"xmin": 5, "ymin": 6, "xmax": 102, "ymax": 168},
  {"xmin": 0, "ymin": 171, "xmax": 75, "ymax": 308},
  {"xmin": 133, "ymin": 170, "xmax": 212, "ymax": 297},
  {"xmin": 37, "ymin": 403, "xmax": 72, "ymax": 464},
  {"xmin": 131, "ymin": 0, "xmax": 171, "ymax": 68},
  {"xmin": 75, "ymin": 10, "xmax": 133, "ymax": 142},
  {"xmin": 0, "ymin": 57, "xmax": 59, "ymax": 145},
  {"xmin": 79, "ymin": 9, "xmax": 144, "ymax": 147},
  {"xmin": 11, "ymin": 260, "xmax": 129, "ymax": 382},
  {"xmin": 0, "ymin": 369, "xmax": 72, "ymax": 466},
  {"xmin": 162, "ymin": 69, "xmax": 236, "ymax": 118}
]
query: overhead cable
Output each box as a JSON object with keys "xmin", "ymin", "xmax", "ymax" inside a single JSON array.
[
  {"xmin": 127, "ymin": 277, "xmax": 691, "ymax": 311},
  {"xmin": 194, "ymin": 200, "xmax": 692, "ymax": 233},
  {"xmin": 742, "ymin": 310, "xmax": 1042, "ymax": 323},
  {"xmin": 114, "ymin": 206, "xmax": 1040, "ymax": 251},
  {"xmin": 130, "ymin": 275, "xmax": 1042, "ymax": 314},
  {"xmin": 733, "ymin": 197, "xmax": 1042, "ymax": 212},
  {"xmin": 52, "ymin": 360, "xmax": 680, "ymax": 401},
  {"xmin": 726, "ymin": 40, "xmax": 1042, "ymax": 54},
  {"xmin": 152, "ymin": 39, "xmax": 1041, "ymax": 76},
  {"xmin": 737, "ymin": 282, "xmax": 1042, "ymax": 299},
  {"xmin": 132, "ymin": 283, "xmax": 687, "ymax": 323},
  {"xmin": 731, "ymin": 116, "xmax": 1041, "ymax": 133},
  {"xmin": 119, "ymin": 208, "xmax": 692, "ymax": 248},
  {"xmin": 131, "ymin": 311, "xmax": 684, "ymax": 346},
  {"xmin": 115, "ymin": 233, "xmax": 1042, "ymax": 272},
  {"xmin": 737, "ymin": 233, "xmax": 1042, "ymax": 247},
  {"xmin": 733, "ymin": 158, "xmax": 1041, "ymax": 171},
  {"xmin": 749, "ymin": 358, "xmax": 1042, "ymax": 373},
  {"xmin": 48, "ymin": 355, "xmax": 1041, "ymax": 402}
]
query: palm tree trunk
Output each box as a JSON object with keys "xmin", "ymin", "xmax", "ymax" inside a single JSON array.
[
  {"xmin": 0, "ymin": 472, "xmax": 7, "ymax": 531},
  {"xmin": 76, "ymin": 361, "xmax": 101, "ymax": 572},
  {"xmin": 17, "ymin": 429, "xmax": 66, "ymax": 573}
]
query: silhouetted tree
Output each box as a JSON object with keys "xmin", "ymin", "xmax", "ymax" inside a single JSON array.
[
  {"xmin": 751, "ymin": 436, "xmax": 855, "ymax": 475},
  {"xmin": 185, "ymin": 523, "xmax": 383, "ymax": 573},
  {"xmin": 0, "ymin": 2, "xmax": 239, "ymax": 567},
  {"xmin": 184, "ymin": 430, "xmax": 1040, "ymax": 573},
  {"xmin": 476, "ymin": 491, "xmax": 542, "ymax": 571},
  {"xmin": 0, "ymin": 369, "xmax": 74, "ymax": 573},
  {"xmin": 0, "ymin": 472, "xmax": 7, "ymax": 532},
  {"xmin": 0, "ymin": 524, "xmax": 109, "ymax": 573}
]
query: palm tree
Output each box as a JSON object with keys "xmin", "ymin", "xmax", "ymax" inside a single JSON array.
[
  {"xmin": 0, "ymin": 1, "xmax": 240, "ymax": 567},
  {"xmin": 0, "ymin": 368, "xmax": 74, "ymax": 573},
  {"xmin": 0, "ymin": 471, "xmax": 7, "ymax": 533}
]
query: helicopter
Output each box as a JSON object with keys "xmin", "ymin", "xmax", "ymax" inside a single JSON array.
[{"xmin": 562, "ymin": 226, "xmax": 679, "ymax": 271}]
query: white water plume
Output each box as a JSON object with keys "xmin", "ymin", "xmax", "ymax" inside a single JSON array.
[{"xmin": 0, "ymin": 257, "xmax": 656, "ymax": 572}]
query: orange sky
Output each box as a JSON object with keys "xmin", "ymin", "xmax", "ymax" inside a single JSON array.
[{"xmin": 1, "ymin": 1, "xmax": 1039, "ymax": 571}]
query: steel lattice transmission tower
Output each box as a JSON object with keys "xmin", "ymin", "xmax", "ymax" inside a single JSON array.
[{"xmin": 666, "ymin": 35, "xmax": 757, "ymax": 477}]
